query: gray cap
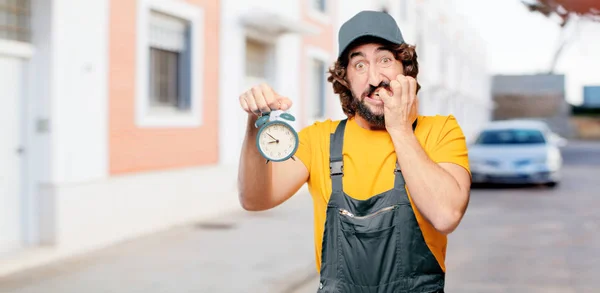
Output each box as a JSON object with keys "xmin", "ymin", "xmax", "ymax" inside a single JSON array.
[{"xmin": 337, "ymin": 10, "xmax": 405, "ymax": 58}]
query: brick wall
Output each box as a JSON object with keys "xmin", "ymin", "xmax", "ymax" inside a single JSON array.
[{"xmin": 108, "ymin": 0, "xmax": 220, "ymax": 175}]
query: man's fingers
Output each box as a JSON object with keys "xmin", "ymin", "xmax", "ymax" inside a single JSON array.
[
  {"xmin": 378, "ymin": 86, "xmax": 391, "ymax": 102},
  {"xmin": 239, "ymin": 94, "xmax": 250, "ymax": 113},
  {"xmin": 251, "ymin": 86, "xmax": 270, "ymax": 113},
  {"xmin": 389, "ymin": 79, "xmax": 402, "ymax": 99},
  {"xmin": 240, "ymin": 84, "xmax": 293, "ymax": 114},
  {"xmin": 245, "ymin": 90, "xmax": 260, "ymax": 114},
  {"xmin": 278, "ymin": 97, "xmax": 293, "ymax": 111},
  {"xmin": 260, "ymin": 84, "xmax": 279, "ymax": 111},
  {"xmin": 247, "ymin": 91, "xmax": 260, "ymax": 114},
  {"xmin": 407, "ymin": 77, "xmax": 417, "ymax": 100},
  {"xmin": 397, "ymin": 75, "xmax": 409, "ymax": 104}
]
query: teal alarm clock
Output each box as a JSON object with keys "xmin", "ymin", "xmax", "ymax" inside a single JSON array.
[{"xmin": 255, "ymin": 111, "xmax": 299, "ymax": 163}]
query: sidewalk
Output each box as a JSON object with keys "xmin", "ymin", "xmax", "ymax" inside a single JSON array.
[
  {"xmin": 0, "ymin": 189, "xmax": 319, "ymax": 293},
  {"xmin": 288, "ymin": 276, "xmax": 319, "ymax": 293}
]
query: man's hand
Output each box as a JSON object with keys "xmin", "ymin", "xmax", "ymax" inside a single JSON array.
[
  {"xmin": 237, "ymin": 83, "xmax": 308, "ymax": 212},
  {"xmin": 378, "ymin": 74, "xmax": 419, "ymax": 135},
  {"xmin": 239, "ymin": 83, "xmax": 293, "ymax": 116}
]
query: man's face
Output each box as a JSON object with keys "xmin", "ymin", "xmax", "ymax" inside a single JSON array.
[{"xmin": 346, "ymin": 42, "xmax": 404, "ymax": 128}]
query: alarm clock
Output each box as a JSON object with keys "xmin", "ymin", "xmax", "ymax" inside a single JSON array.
[{"xmin": 254, "ymin": 111, "xmax": 299, "ymax": 163}]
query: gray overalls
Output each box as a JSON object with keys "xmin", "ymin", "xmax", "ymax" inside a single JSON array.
[{"xmin": 317, "ymin": 119, "xmax": 445, "ymax": 293}]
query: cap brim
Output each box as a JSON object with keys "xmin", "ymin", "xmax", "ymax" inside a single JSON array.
[{"xmin": 339, "ymin": 33, "xmax": 404, "ymax": 58}]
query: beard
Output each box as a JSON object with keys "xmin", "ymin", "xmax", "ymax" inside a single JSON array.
[
  {"xmin": 356, "ymin": 99, "xmax": 385, "ymax": 128},
  {"xmin": 353, "ymin": 82, "xmax": 390, "ymax": 129}
]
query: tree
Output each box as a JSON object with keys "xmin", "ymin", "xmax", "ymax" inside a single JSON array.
[{"xmin": 521, "ymin": 0, "xmax": 600, "ymax": 73}]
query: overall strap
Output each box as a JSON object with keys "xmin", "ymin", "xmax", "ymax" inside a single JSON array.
[
  {"xmin": 393, "ymin": 162, "xmax": 409, "ymax": 196},
  {"xmin": 329, "ymin": 119, "xmax": 347, "ymax": 193}
]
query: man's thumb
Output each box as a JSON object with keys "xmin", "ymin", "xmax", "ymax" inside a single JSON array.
[{"xmin": 278, "ymin": 97, "xmax": 293, "ymax": 111}]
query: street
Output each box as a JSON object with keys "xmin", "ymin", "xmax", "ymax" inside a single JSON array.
[
  {"xmin": 444, "ymin": 140, "xmax": 600, "ymax": 293},
  {"xmin": 0, "ymin": 140, "xmax": 598, "ymax": 293}
]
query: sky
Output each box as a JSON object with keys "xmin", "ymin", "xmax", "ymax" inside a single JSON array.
[{"xmin": 451, "ymin": 0, "xmax": 600, "ymax": 105}]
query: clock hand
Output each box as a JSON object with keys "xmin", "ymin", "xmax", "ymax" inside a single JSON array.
[{"xmin": 267, "ymin": 133, "xmax": 279, "ymax": 143}]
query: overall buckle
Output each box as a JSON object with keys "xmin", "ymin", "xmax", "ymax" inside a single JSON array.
[{"xmin": 330, "ymin": 161, "xmax": 343, "ymax": 177}]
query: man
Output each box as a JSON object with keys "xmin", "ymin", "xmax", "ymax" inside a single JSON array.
[{"xmin": 237, "ymin": 10, "xmax": 471, "ymax": 293}]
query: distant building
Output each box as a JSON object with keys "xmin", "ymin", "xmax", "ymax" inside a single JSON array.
[
  {"xmin": 583, "ymin": 86, "xmax": 600, "ymax": 108},
  {"xmin": 491, "ymin": 74, "xmax": 574, "ymax": 137}
]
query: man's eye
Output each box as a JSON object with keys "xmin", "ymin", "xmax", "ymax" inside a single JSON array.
[
  {"xmin": 382, "ymin": 57, "xmax": 391, "ymax": 63},
  {"xmin": 355, "ymin": 62, "xmax": 365, "ymax": 70}
]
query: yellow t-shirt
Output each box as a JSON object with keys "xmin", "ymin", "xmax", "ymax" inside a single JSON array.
[{"xmin": 294, "ymin": 114, "xmax": 470, "ymax": 273}]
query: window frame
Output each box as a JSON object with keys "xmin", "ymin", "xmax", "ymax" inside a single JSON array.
[
  {"xmin": 135, "ymin": 0, "xmax": 204, "ymax": 128},
  {"xmin": 305, "ymin": 46, "xmax": 331, "ymax": 121},
  {"xmin": 0, "ymin": 0, "xmax": 32, "ymax": 43},
  {"xmin": 307, "ymin": 0, "xmax": 330, "ymax": 24},
  {"xmin": 0, "ymin": 0, "xmax": 34, "ymax": 58}
]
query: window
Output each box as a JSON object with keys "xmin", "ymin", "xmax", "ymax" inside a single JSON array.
[
  {"xmin": 148, "ymin": 11, "xmax": 191, "ymax": 112},
  {"xmin": 245, "ymin": 38, "xmax": 269, "ymax": 81},
  {"xmin": 308, "ymin": 0, "xmax": 329, "ymax": 23},
  {"xmin": 310, "ymin": 58, "xmax": 326, "ymax": 118},
  {"xmin": 306, "ymin": 47, "xmax": 330, "ymax": 120},
  {"xmin": 136, "ymin": 0, "xmax": 204, "ymax": 127},
  {"xmin": 475, "ymin": 129, "xmax": 547, "ymax": 145},
  {"xmin": 0, "ymin": 0, "xmax": 31, "ymax": 42},
  {"xmin": 313, "ymin": 0, "xmax": 326, "ymax": 13},
  {"xmin": 244, "ymin": 37, "xmax": 275, "ymax": 92}
]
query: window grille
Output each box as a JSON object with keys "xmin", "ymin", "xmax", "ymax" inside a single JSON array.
[{"xmin": 0, "ymin": 0, "xmax": 31, "ymax": 42}]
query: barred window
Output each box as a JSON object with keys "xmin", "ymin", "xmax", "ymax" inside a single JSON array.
[
  {"xmin": 0, "ymin": 0, "xmax": 31, "ymax": 42},
  {"xmin": 313, "ymin": 0, "xmax": 326, "ymax": 12},
  {"xmin": 148, "ymin": 10, "xmax": 191, "ymax": 111}
]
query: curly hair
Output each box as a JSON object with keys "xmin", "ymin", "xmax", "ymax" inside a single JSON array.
[{"xmin": 327, "ymin": 37, "xmax": 421, "ymax": 118}]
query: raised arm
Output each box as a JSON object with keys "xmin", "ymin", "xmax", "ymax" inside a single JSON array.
[
  {"xmin": 380, "ymin": 75, "xmax": 471, "ymax": 235},
  {"xmin": 237, "ymin": 84, "xmax": 309, "ymax": 211}
]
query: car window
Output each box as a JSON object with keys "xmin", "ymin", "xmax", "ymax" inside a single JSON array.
[{"xmin": 475, "ymin": 129, "xmax": 546, "ymax": 145}]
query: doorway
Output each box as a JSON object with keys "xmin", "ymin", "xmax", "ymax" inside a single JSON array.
[{"xmin": 0, "ymin": 55, "xmax": 26, "ymax": 256}]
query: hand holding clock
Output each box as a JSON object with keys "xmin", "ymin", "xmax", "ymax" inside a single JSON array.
[
  {"xmin": 239, "ymin": 83, "xmax": 293, "ymax": 116},
  {"xmin": 239, "ymin": 84, "xmax": 299, "ymax": 163}
]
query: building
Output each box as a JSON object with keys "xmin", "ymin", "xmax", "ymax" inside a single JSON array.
[
  {"xmin": 0, "ymin": 0, "xmax": 491, "ymax": 275},
  {"xmin": 582, "ymin": 85, "xmax": 600, "ymax": 108},
  {"xmin": 491, "ymin": 74, "xmax": 574, "ymax": 137}
]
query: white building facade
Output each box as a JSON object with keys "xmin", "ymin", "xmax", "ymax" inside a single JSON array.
[{"xmin": 0, "ymin": 0, "xmax": 491, "ymax": 276}]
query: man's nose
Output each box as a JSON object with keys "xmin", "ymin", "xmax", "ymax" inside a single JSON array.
[{"xmin": 368, "ymin": 66, "xmax": 383, "ymax": 87}]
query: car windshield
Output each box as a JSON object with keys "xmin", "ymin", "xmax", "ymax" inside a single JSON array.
[{"xmin": 475, "ymin": 128, "xmax": 546, "ymax": 145}]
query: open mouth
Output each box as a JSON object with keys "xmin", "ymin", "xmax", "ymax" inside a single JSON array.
[{"xmin": 367, "ymin": 88, "xmax": 385, "ymax": 101}]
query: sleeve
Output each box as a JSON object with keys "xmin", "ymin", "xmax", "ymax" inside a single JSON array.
[
  {"xmin": 294, "ymin": 124, "xmax": 313, "ymax": 173},
  {"xmin": 428, "ymin": 115, "xmax": 471, "ymax": 176}
]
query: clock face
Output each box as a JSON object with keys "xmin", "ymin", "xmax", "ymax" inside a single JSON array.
[{"xmin": 257, "ymin": 122, "xmax": 298, "ymax": 162}]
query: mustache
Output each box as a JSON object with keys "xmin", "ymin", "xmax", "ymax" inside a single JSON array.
[{"xmin": 363, "ymin": 82, "xmax": 391, "ymax": 98}]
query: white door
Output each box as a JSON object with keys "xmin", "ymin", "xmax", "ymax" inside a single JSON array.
[{"xmin": 0, "ymin": 56, "xmax": 24, "ymax": 255}]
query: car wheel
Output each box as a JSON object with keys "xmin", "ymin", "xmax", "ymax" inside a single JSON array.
[{"xmin": 545, "ymin": 181, "xmax": 558, "ymax": 188}]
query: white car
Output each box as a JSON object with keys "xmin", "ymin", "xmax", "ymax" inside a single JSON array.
[{"xmin": 468, "ymin": 120, "xmax": 566, "ymax": 187}]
